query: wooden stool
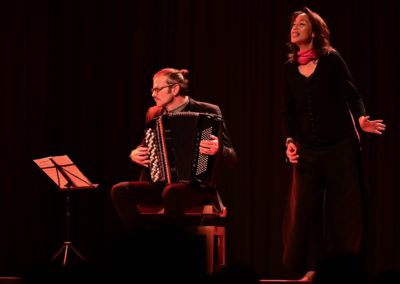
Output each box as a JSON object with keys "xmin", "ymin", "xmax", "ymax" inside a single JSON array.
[{"xmin": 137, "ymin": 204, "xmax": 227, "ymax": 274}]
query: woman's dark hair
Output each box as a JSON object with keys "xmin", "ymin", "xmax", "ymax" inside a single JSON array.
[{"xmin": 288, "ymin": 7, "xmax": 334, "ymax": 62}]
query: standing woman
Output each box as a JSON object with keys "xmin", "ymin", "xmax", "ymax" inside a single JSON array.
[{"xmin": 281, "ymin": 7, "xmax": 386, "ymax": 281}]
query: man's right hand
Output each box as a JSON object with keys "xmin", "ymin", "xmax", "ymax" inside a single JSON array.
[{"xmin": 129, "ymin": 146, "xmax": 150, "ymax": 167}]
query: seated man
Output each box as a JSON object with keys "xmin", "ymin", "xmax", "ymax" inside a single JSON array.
[{"xmin": 111, "ymin": 67, "xmax": 237, "ymax": 233}]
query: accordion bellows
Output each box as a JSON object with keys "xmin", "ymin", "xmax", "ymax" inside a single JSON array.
[{"xmin": 145, "ymin": 112, "xmax": 222, "ymax": 184}]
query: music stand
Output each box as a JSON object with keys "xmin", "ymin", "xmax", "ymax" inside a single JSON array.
[{"xmin": 34, "ymin": 155, "xmax": 98, "ymax": 267}]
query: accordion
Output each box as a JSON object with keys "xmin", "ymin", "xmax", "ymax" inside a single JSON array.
[{"xmin": 144, "ymin": 112, "xmax": 223, "ymax": 184}]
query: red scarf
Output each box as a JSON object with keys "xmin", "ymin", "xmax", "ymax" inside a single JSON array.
[{"xmin": 297, "ymin": 48, "xmax": 317, "ymax": 65}]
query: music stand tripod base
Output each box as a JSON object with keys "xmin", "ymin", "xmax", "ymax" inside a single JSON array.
[
  {"xmin": 51, "ymin": 241, "xmax": 86, "ymax": 267},
  {"xmin": 50, "ymin": 189, "xmax": 88, "ymax": 267}
]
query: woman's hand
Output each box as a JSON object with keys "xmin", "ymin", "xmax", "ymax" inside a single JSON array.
[
  {"xmin": 359, "ymin": 116, "xmax": 386, "ymax": 135},
  {"xmin": 286, "ymin": 141, "xmax": 299, "ymax": 164}
]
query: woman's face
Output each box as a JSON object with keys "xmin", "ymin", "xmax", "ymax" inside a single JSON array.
[{"xmin": 291, "ymin": 13, "xmax": 314, "ymax": 48}]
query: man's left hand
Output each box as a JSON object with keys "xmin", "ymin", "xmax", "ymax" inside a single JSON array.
[{"xmin": 200, "ymin": 134, "xmax": 219, "ymax": 155}]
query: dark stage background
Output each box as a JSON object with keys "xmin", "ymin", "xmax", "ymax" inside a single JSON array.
[{"xmin": 1, "ymin": 0, "xmax": 399, "ymax": 279}]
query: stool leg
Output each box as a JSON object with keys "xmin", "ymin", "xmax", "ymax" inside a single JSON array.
[
  {"xmin": 216, "ymin": 227, "xmax": 225, "ymax": 268},
  {"xmin": 197, "ymin": 226, "xmax": 215, "ymax": 274}
]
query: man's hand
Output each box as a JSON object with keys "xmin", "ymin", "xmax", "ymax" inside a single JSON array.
[
  {"xmin": 129, "ymin": 146, "xmax": 150, "ymax": 167},
  {"xmin": 199, "ymin": 134, "xmax": 219, "ymax": 155}
]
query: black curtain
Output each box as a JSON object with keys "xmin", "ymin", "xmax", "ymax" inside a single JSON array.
[{"xmin": 1, "ymin": 0, "xmax": 399, "ymax": 279}]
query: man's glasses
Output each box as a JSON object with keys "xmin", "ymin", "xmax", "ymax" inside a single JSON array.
[{"xmin": 151, "ymin": 84, "xmax": 176, "ymax": 94}]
